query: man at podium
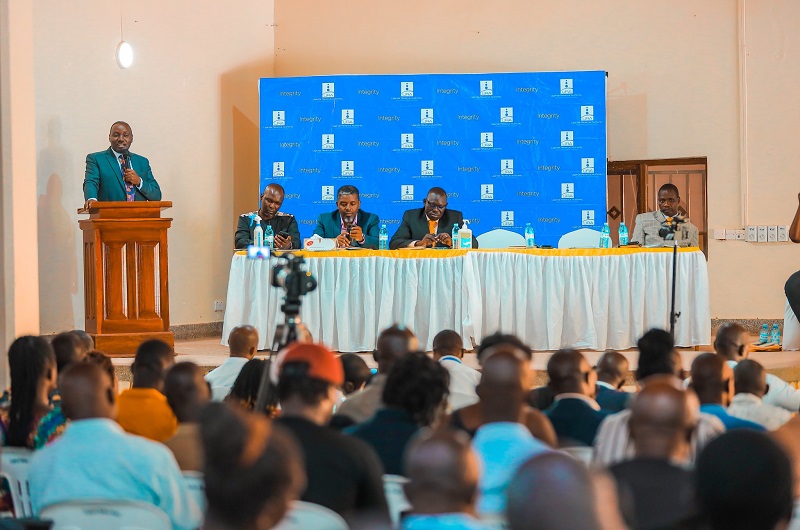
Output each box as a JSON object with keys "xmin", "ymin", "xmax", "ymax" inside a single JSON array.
[{"xmin": 83, "ymin": 121, "xmax": 162, "ymax": 209}]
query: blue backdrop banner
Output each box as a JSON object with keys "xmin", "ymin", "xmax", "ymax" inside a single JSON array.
[{"xmin": 259, "ymin": 71, "xmax": 606, "ymax": 247}]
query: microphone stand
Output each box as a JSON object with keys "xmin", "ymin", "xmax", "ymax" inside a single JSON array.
[{"xmin": 669, "ymin": 242, "xmax": 680, "ymax": 337}]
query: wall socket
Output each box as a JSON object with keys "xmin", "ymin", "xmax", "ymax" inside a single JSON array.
[
  {"xmin": 768, "ymin": 226, "xmax": 778, "ymax": 242},
  {"xmin": 778, "ymin": 226, "xmax": 790, "ymax": 242},
  {"xmin": 757, "ymin": 226, "xmax": 768, "ymax": 242},
  {"xmin": 746, "ymin": 226, "xmax": 758, "ymax": 242},
  {"xmin": 214, "ymin": 300, "xmax": 224, "ymax": 311}
]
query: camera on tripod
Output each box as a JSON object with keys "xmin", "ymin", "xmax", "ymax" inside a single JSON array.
[{"xmin": 270, "ymin": 253, "xmax": 317, "ymax": 314}]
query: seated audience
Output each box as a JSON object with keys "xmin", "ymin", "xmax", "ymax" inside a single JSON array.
[
  {"xmin": 594, "ymin": 350, "xmax": 631, "ymax": 412},
  {"xmin": 689, "ymin": 353, "xmax": 765, "ymax": 431},
  {"xmin": 594, "ymin": 328, "xmax": 725, "ymax": 466},
  {"xmin": 695, "ymin": 430, "xmax": 793, "ymax": 530},
  {"xmin": 402, "ymin": 430, "xmax": 490, "ymax": 530},
  {"xmin": 69, "ymin": 329, "xmax": 94, "ymax": 353},
  {"xmin": 200, "ymin": 403, "xmax": 304, "ymax": 530},
  {"xmin": 609, "ymin": 378, "xmax": 698, "ymax": 530},
  {"xmin": 275, "ymin": 342, "xmax": 388, "ymax": 525},
  {"xmin": 433, "ymin": 329, "xmax": 481, "ymax": 410},
  {"xmin": 471, "ymin": 350, "xmax": 551, "ymax": 517},
  {"xmin": 164, "ymin": 362, "xmax": 211, "ymax": 472},
  {"xmin": 225, "ymin": 358, "xmax": 268, "ymax": 413},
  {"xmin": 339, "ymin": 353, "xmax": 371, "ymax": 396},
  {"xmin": 29, "ymin": 362, "xmax": 200, "ymax": 530},
  {"xmin": 50, "ymin": 332, "xmax": 87, "ymax": 375},
  {"xmin": 346, "ymin": 352, "xmax": 449, "ymax": 475},
  {"xmin": 728, "ymin": 359, "xmax": 791, "ymax": 430},
  {"xmin": 116, "ymin": 339, "xmax": 178, "ymax": 442},
  {"xmin": 205, "ymin": 325, "xmax": 258, "ymax": 401},
  {"xmin": 544, "ymin": 349, "xmax": 609, "ymax": 446}
]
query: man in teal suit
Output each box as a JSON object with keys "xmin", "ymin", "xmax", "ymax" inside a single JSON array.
[
  {"xmin": 313, "ymin": 185, "xmax": 380, "ymax": 248},
  {"xmin": 83, "ymin": 121, "xmax": 162, "ymax": 208}
]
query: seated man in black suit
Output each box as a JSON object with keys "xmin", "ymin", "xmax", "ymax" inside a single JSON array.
[
  {"xmin": 595, "ymin": 351, "xmax": 631, "ymax": 412},
  {"xmin": 389, "ymin": 187, "xmax": 477, "ymax": 249},
  {"xmin": 234, "ymin": 183, "xmax": 300, "ymax": 249},
  {"xmin": 314, "ymin": 185, "xmax": 380, "ymax": 248}
]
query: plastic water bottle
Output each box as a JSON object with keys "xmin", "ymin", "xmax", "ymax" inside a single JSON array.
[
  {"xmin": 379, "ymin": 224, "xmax": 389, "ymax": 250},
  {"xmin": 770, "ymin": 323, "xmax": 781, "ymax": 346},
  {"xmin": 619, "ymin": 222, "xmax": 629, "ymax": 246},
  {"xmin": 599, "ymin": 223, "xmax": 611, "ymax": 248},
  {"xmin": 264, "ymin": 225, "xmax": 274, "ymax": 249},
  {"xmin": 452, "ymin": 223, "xmax": 461, "ymax": 249},
  {"xmin": 525, "ymin": 223, "xmax": 536, "ymax": 248},
  {"xmin": 759, "ymin": 323, "xmax": 769, "ymax": 344},
  {"xmin": 459, "ymin": 220, "xmax": 473, "ymax": 250},
  {"xmin": 253, "ymin": 214, "xmax": 264, "ymax": 247}
]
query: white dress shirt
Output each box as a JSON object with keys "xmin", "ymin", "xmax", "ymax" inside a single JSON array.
[
  {"xmin": 727, "ymin": 392, "xmax": 792, "ymax": 430},
  {"xmin": 205, "ymin": 357, "xmax": 249, "ymax": 401},
  {"xmin": 438, "ymin": 355, "xmax": 481, "ymax": 411},
  {"xmin": 726, "ymin": 360, "xmax": 800, "ymax": 412}
]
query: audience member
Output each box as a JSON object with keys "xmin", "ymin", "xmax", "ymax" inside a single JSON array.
[
  {"xmin": 594, "ymin": 328, "xmax": 725, "ymax": 466},
  {"xmin": 339, "ymin": 353, "xmax": 371, "ymax": 396},
  {"xmin": 402, "ymin": 430, "xmax": 489, "ymax": 530},
  {"xmin": 771, "ymin": 413, "xmax": 800, "ymax": 499},
  {"xmin": 695, "ymin": 430, "xmax": 793, "ymax": 530},
  {"xmin": 116, "ymin": 339, "xmax": 178, "ymax": 441},
  {"xmin": 506, "ymin": 452, "xmax": 601, "ymax": 530},
  {"xmin": 206, "ymin": 325, "xmax": 258, "ymax": 401},
  {"xmin": 689, "ymin": 353, "xmax": 764, "ymax": 431},
  {"xmin": 594, "ymin": 350, "xmax": 631, "ymax": 412},
  {"xmin": 471, "ymin": 350, "xmax": 551, "ymax": 517},
  {"xmin": 225, "ymin": 358, "xmax": 268, "ymax": 413},
  {"xmin": 29, "ymin": 362, "xmax": 200, "ymax": 530},
  {"xmin": 275, "ymin": 342, "xmax": 388, "ymax": 525},
  {"xmin": 728, "ymin": 359, "xmax": 791, "ymax": 430},
  {"xmin": 609, "ymin": 379, "xmax": 698, "ymax": 530},
  {"xmin": 433, "ymin": 329, "xmax": 481, "ymax": 410},
  {"xmin": 164, "ymin": 362, "xmax": 211, "ymax": 471},
  {"xmin": 545, "ymin": 349, "xmax": 609, "ymax": 446},
  {"xmin": 69, "ymin": 329, "xmax": 94, "ymax": 353},
  {"xmin": 200, "ymin": 403, "xmax": 304, "ymax": 530},
  {"xmin": 346, "ymin": 352, "xmax": 449, "ymax": 475},
  {"xmin": 335, "ymin": 325, "xmax": 417, "ymax": 424},
  {"xmin": 50, "ymin": 332, "xmax": 87, "ymax": 375}
]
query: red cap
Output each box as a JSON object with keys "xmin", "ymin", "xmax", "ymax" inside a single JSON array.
[{"xmin": 279, "ymin": 342, "xmax": 344, "ymax": 387}]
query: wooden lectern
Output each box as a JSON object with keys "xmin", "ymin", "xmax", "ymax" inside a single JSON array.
[{"xmin": 78, "ymin": 202, "xmax": 173, "ymax": 356}]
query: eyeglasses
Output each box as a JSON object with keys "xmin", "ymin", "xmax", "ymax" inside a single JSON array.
[{"xmin": 424, "ymin": 200, "xmax": 447, "ymax": 210}]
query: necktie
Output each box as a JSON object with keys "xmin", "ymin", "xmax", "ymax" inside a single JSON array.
[
  {"xmin": 428, "ymin": 220, "xmax": 436, "ymax": 234},
  {"xmin": 120, "ymin": 155, "xmax": 134, "ymax": 201}
]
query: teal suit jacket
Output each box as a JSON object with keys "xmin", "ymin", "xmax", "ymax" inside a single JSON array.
[
  {"xmin": 84, "ymin": 148, "xmax": 162, "ymax": 202},
  {"xmin": 313, "ymin": 209, "xmax": 380, "ymax": 249}
]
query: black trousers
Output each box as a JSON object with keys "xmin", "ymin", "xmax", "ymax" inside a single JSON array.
[{"xmin": 786, "ymin": 271, "xmax": 800, "ymax": 320}]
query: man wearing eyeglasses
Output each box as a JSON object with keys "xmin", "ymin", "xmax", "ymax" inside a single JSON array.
[
  {"xmin": 389, "ymin": 187, "xmax": 478, "ymax": 249},
  {"xmin": 631, "ymin": 183, "xmax": 699, "ymax": 247}
]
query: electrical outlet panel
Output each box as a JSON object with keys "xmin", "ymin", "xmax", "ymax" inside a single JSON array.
[
  {"xmin": 714, "ymin": 229, "xmax": 726, "ymax": 240},
  {"xmin": 757, "ymin": 226, "xmax": 768, "ymax": 243},
  {"xmin": 768, "ymin": 226, "xmax": 778, "ymax": 242},
  {"xmin": 727, "ymin": 229, "xmax": 746, "ymax": 240},
  {"xmin": 747, "ymin": 226, "xmax": 758, "ymax": 242},
  {"xmin": 214, "ymin": 300, "xmax": 224, "ymax": 311},
  {"xmin": 778, "ymin": 226, "xmax": 789, "ymax": 242}
]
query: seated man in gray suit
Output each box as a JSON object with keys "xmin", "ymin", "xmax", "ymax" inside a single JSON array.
[
  {"xmin": 389, "ymin": 187, "xmax": 477, "ymax": 249},
  {"xmin": 83, "ymin": 121, "xmax": 162, "ymax": 209},
  {"xmin": 313, "ymin": 185, "xmax": 380, "ymax": 248}
]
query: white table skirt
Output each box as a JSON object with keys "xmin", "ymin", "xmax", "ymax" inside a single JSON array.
[{"xmin": 222, "ymin": 249, "xmax": 710, "ymax": 352}]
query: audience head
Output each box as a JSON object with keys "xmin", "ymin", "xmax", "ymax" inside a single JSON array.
[
  {"xmin": 636, "ymin": 328, "xmax": 681, "ymax": 381},
  {"xmin": 6, "ymin": 336, "xmax": 57, "ymax": 447},
  {"xmin": 546, "ymin": 349, "xmax": 596, "ymax": 398},
  {"xmin": 85, "ymin": 350, "xmax": 116, "ymax": 393},
  {"xmin": 226, "ymin": 358, "xmax": 266, "ymax": 412},
  {"xmin": 477, "ymin": 350, "xmax": 527, "ymax": 423},
  {"xmin": 164, "ymin": 362, "xmax": 211, "ymax": 423},
  {"xmin": 690, "ymin": 353, "xmax": 734, "ymax": 406},
  {"xmin": 628, "ymin": 378, "xmax": 699, "ymax": 461},
  {"xmin": 201, "ymin": 403, "xmax": 304, "ymax": 530},
  {"xmin": 131, "ymin": 339, "xmax": 175, "ymax": 391},
  {"xmin": 714, "ymin": 322, "xmax": 750, "ymax": 361},
  {"xmin": 507, "ymin": 452, "xmax": 601, "ymax": 530},
  {"xmin": 432, "ymin": 330, "xmax": 464, "ymax": 360},
  {"xmin": 382, "ymin": 352, "xmax": 449, "ymax": 427},
  {"xmin": 51, "ymin": 332, "xmax": 87, "ymax": 374},
  {"xmin": 374, "ymin": 324, "xmax": 418, "ymax": 374},
  {"xmin": 403, "ymin": 430, "xmax": 479, "ymax": 515},
  {"xmin": 733, "ymin": 359, "xmax": 768, "ymax": 399},
  {"xmin": 476, "ymin": 332, "xmax": 532, "ymax": 366},
  {"xmin": 69, "ymin": 329, "xmax": 94, "ymax": 352},
  {"xmin": 277, "ymin": 342, "xmax": 344, "ymax": 425},
  {"xmin": 595, "ymin": 350, "xmax": 628, "ymax": 389},
  {"xmin": 60, "ymin": 362, "xmax": 117, "ymax": 422},
  {"xmin": 228, "ymin": 325, "xmax": 259, "ymax": 360},
  {"xmin": 696, "ymin": 430, "xmax": 793, "ymax": 530},
  {"xmin": 338, "ymin": 353, "xmax": 371, "ymax": 395}
]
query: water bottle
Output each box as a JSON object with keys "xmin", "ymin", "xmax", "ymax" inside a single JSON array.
[
  {"xmin": 599, "ymin": 222, "xmax": 611, "ymax": 248},
  {"xmin": 451, "ymin": 223, "xmax": 460, "ymax": 249},
  {"xmin": 525, "ymin": 223, "xmax": 536, "ymax": 248},
  {"xmin": 459, "ymin": 220, "xmax": 473, "ymax": 250},
  {"xmin": 264, "ymin": 224, "xmax": 274, "ymax": 249},
  {"xmin": 619, "ymin": 222, "xmax": 629, "ymax": 246},
  {"xmin": 770, "ymin": 323, "xmax": 781, "ymax": 346},
  {"xmin": 759, "ymin": 323, "xmax": 769, "ymax": 344},
  {"xmin": 379, "ymin": 224, "xmax": 389, "ymax": 250},
  {"xmin": 253, "ymin": 215, "xmax": 264, "ymax": 247}
]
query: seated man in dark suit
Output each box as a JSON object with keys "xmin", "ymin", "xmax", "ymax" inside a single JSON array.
[
  {"xmin": 595, "ymin": 350, "xmax": 631, "ymax": 412},
  {"xmin": 314, "ymin": 185, "xmax": 380, "ymax": 248},
  {"xmin": 389, "ymin": 187, "xmax": 478, "ymax": 249},
  {"xmin": 234, "ymin": 183, "xmax": 300, "ymax": 249}
]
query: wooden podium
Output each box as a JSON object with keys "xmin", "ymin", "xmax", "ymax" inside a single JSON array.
[{"xmin": 79, "ymin": 202, "xmax": 173, "ymax": 356}]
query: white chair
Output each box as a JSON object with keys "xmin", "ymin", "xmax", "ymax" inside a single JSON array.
[
  {"xmin": 557, "ymin": 228, "xmax": 601, "ymax": 249},
  {"xmin": 182, "ymin": 470, "xmax": 206, "ymax": 513},
  {"xmin": 39, "ymin": 499, "xmax": 171, "ymax": 530},
  {"xmin": 784, "ymin": 297, "xmax": 800, "ymax": 351},
  {"xmin": 476, "ymin": 229, "xmax": 526, "ymax": 249},
  {"xmin": 382, "ymin": 474, "xmax": 411, "ymax": 529},
  {"xmin": 273, "ymin": 501, "xmax": 348, "ymax": 530},
  {"xmin": 561, "ymin": 446, "xmax": 594, "ymax": 467},
  {"xmin": 1, "ymin": 447, "xmax": 33, "ymax": 517}
]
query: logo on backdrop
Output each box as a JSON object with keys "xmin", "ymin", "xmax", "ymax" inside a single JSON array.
[
  {"xmin": 401, "ymin": 82, "xmax": 414, "ymax": 97},
  {"xmin": 560, "ymin": 79, "xmax": 573, "ymax": 94},
  {"xmin": 401, "ymin": 134, "xmax": 414, "ymax": 149},
  {"xmin": 580, "ymin": 106, "xmax": 594, "ymax": 121},
  {"xmin": 272, "ymin": 111, "xmax": 286, "ymax": 126},
  {"xmin": 501, "ymin": 211, "xmax": 515, "ymax": 226},
  {"xmin": 500, "ymin": 107, "xmax": 514, "ymax": 123},
  {"xmin": 481, "ymin": 184, "xmax": 494, "ymax": 200},
  {"xmin": 322, "ymin": 134, "xmax": 335, "ymax": 150},
  {"xmin": 322, "ymin": 186, "xmax": 335, "ymax": 202},
  {"xmin": 581, "ymin": 158, "xmax": 595, "ymax": 173},
  {"xmin": 273, "ymin": 162, "xmax": 285, "ymax": 177},
  {"xmin": 341, "ymin": 161, "xmax": 354, "ymax": 177},
  {"xmin": 480, "ymin": 80, "xmax": 493, "ymax": 96},
  {"xmin": 401, "ymin": 185, "xmax": 415, "ymax": 201},
  {"xmin": 561, "ymin": 183, "xmax": 575, "ymax": 199},
  {"xmin": 481, "ymin": 132, "xmax": 494, "ymax": 148},
  {"xmin": 421, "ymin": 160, "xmax": 434, "ymax": 176},
  {"xmin": 322, "ymin": 83, "xmax": 335, "ymax": 98},
  {"xmin": 560, "ymin": 131, "xmax": 574, "ymax": 147},
  {"xmin": 421, "ymin": 109, "xmax": 434, "ymax": 124},
  {"xmin": 341, "ymin": 109, "xmax": 355, "ymax": 125},
  {"xmin": 582, "ymin": 210, "xmax": 595, "ymax": 226},
  {"xmin": 501, "ymin": 159, "xmax": 514, "ymax": 175}
]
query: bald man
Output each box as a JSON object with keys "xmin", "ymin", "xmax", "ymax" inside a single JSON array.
[
  {"xmin": 29, "ymin": 363, "xmax": 201, "ymax": 530},
  {"xmin": 401, "ymin": 430, "xmax": 487, "ymax": 529},
  {"xmin": 389, "ymin": 187, "xmax": 477, "ymax": 249},
  {"xmin": 609, "ymin": 379, "xmax": 699, "ymax": 530},
  {"xmin": 727, "ymin": 360, "xmax": 791, "ymax": 430},
  {"xmin": 235, "ymin": 183, "xmax": 300, "ymax": 249},
  {"xmin": 690, "ymin": 353, "xmax": 764, "ymax": 431},
  {"xmin": 206, "ymin": 325, "xmax": 259, "ymax": 401},
  {"xmin": 164, "ymin": 362, "xmax": 211, "ymax": 471},
  {"xmin": 433, "ymin": 329, "xmax": 481, "ymax": 410},
  {"xmin": 594, "ymin": 350, "xmax": 631, "ymax": 412}
]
